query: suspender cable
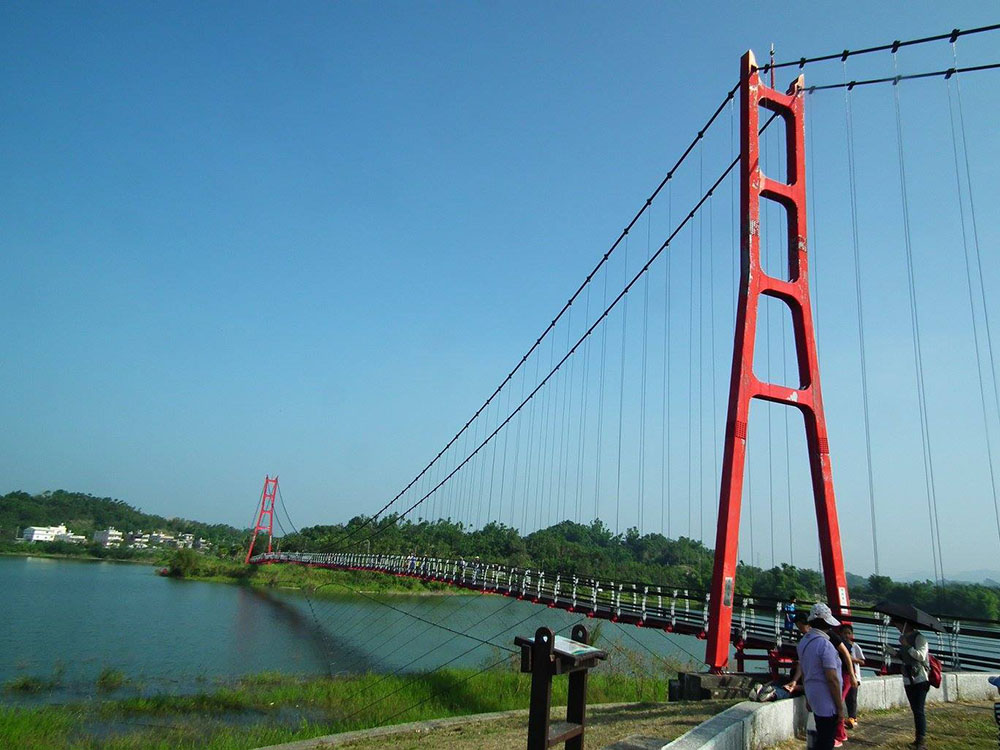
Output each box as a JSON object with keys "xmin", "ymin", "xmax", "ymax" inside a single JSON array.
[
  {"xmin": 557, "ymin": 305, "xmax": 576, "ymax": 523},
  {"xmin": 557, "ymin": 342, "xmax": 571, "ymax": 525},
  {"xmin": 697, "ymin": 144, "xmax": 706, "ymax": 541},
  {"xmin": 520, "ymin": 355, "xmax": 540, "ymax": 532},
  {"xmin": 951, "ymin": 42, "xmax": 1000, "ymax": 545},
  {"xmin": 510, "ymin": 366, "xmax": 526, "ymax": 528},
  {"xmin": 807, "ymin": 96, "xmax": 821, "ymax": 343},
  {"xmin": 548, "ymin": 333, "xmax": 565, "ymax": 526},
  {"xmin": 891, "ymin": 51, "xmax": 945, "ymax": 585},
  {"xmin": 495, "ymin": 370, "xmax": 512, "ymax": 525},
  {"xmin": 476, "ymin": 397, "xmax": 490, "ymax": 527},
  {"xmin": 687, "ymin": 215, "xmax": 696, "ymax": 538},
  {"xmin": 595, "ymin": 253, "xmax": 610, "ymax": 523},
  {"xmin": 575, "ymin": 281, "xmax": 593, "ymax": 521},
  {"xmin": 536, "ymin": 337, "xmax": 556, "ymax": 528},
  {"xmin": 559, "ymin": 319, "xmax": 572, "ymax": 523},
  {"xmin": 843, "ymin": 61, "xmax": 881, "ymax": 575},
  {"xmin": 661, "ymin": 183, "xmax": 673, "ymax": 538},
  {"xmin": 945, "ymin": 74, "xmax": 1000, "ymax": 547},
  {"xmin": 615, "ymin": 235, "xmax": 630, "ymax": 534},
  {"xmin": 709, "ymin": 190, "xmax": 720, "ymax": 529},
  {"xmin": 535, "ymin": 336, "xmax": 556, "ymax": 530},
  {"xmin": 639, "ymin": 212, "xmax": 651, "ymax": 532}
]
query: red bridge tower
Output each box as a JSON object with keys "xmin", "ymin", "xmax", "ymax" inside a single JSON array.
[
  {"xmin": 245, "ymin": 475, "xmax": 279, "ymax": 564},
  {"xmin": 706, "ymin": 51, "xmax": 850, "ymax": 672}
]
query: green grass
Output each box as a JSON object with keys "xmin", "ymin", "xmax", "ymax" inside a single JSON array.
[
  {"xmin": 4, "ymin": 665, "xmax": 65, "ymax": 694},
  {"xmin": 96, "ymin": 668, "xmax": 126, "ymax": 693},
  {"xmin": 174, "ymin": 555, "xmax": 465, "ymax": 597},
  {"xmin": 4, "ymin": 675, "xmax": 59, "ymax": 694},
  {"xmin": 0, "ymin": 664, "xmax": 681, "ymax": 750}
]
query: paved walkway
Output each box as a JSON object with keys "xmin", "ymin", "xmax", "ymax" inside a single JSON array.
[
  {"xmin": 255, "ymin": 700, "xmax": 736, "ymax": 750},
  {"xmin": 771, "ymin": 701, "xmax": 997, "ymax": 750}
]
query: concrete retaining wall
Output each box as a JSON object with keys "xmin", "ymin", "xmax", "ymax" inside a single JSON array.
[{"xmin": 607, "ymin": 672, "xmax": 999, "ymax": 750}]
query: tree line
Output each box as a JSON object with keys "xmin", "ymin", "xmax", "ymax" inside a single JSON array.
[{"xmin": 0, "ymin": 490, "xmax": 247, "ymax": 552}]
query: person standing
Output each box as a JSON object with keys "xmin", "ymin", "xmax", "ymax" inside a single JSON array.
[
  {"xmin": 890, "ymin": 617, "xmax": 930, "ymax": 750},
  {"xmin": 839, "ymin": 623, "xmax": 865, "ymax": 728},
  {"xmin": 808, "ymin": 605, "xmax": 857, "ymax": 746},
  {"xmin": 783, "ymin": 595, "xmax": 798, "ymax": 638},
  {"xmin": 790, "ymin": 604, "xmax": 846, "ymax": 750},
  {"xmin": 989, "ymin": 675, "xmax": 1000, "ymax": 749}
]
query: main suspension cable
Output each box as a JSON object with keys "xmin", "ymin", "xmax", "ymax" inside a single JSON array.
[
  {"xmin": 761, "ymin": 24, "xmax": 1000, "ymax": 73},
  {"xmin": 332, "ymin": 82, "xmax": 741, "ymax": 549},
  {"xmin": 805, "ymin": 62, "xmax": 1000, "ymax": 93},
  {"xmin": 350, "ymin": 115, "xmax": 784, "ymax": 549}
]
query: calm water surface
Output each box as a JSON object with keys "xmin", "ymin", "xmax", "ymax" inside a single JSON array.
[{"xmin": 0, "ymin": 556, "xmax": 704, "ymax": 702}]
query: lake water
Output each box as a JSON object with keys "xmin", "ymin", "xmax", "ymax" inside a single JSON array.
[{"xmin": 0, "ymin": 556, "xmax": 705, "ymax": 702}]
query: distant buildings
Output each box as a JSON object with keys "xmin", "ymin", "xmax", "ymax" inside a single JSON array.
[
  {"xmin": 93, "ymin": 527, "xmax": 124, "ymax": 547},
  {"xmin": 21, "ymin": 524, "xmax": 86, "ymax": 544},
  {"xmin": 20, "ymin": 523, "xmax": 211, "ymax": 551}
]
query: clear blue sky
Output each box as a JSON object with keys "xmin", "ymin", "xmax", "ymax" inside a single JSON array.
[{"xmin": 2, "ymin": 2, "xmax": 999, "ymax": 581}]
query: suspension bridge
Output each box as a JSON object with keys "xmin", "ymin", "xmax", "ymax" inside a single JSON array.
[{"xmin": 246, "ymin": 24, "xmax": 1000, "ymax": 686}]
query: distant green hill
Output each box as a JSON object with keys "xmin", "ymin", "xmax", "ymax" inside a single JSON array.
[{"xmin": 0, "ymin": 489, "xmax": 245, "ymax": 547}]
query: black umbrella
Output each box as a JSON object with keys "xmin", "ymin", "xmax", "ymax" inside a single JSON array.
[{"xmin": 874, "ymin": 601, "xmax": 946, "ymax": 633}]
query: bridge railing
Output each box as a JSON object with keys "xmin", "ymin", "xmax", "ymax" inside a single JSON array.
[{"xmin": 250, "ymin": 551, "xmax": 1000, "ymax": 673}]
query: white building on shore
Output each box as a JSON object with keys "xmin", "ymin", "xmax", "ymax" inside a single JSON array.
[
  {"xmin": 21, "ymin": 524, "xmax": 86, "ymax": 544},
  {"xmin": 93, "ymin": 528, "xmax": 124, "ymax": 547}
]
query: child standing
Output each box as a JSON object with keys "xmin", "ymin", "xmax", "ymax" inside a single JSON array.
[
  {"xmin": 782, "ymin": 596, "xmax": 798, "ymax": 638},
  {"xmin": 840, "ymin": 623, "xmax": 865, "ymax": 729}
]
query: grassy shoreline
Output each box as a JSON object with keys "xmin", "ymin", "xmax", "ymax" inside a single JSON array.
[
  {"xmin": 0, "ymin": 550, "xmax": 160, "ymax": 565},
  {"xmin": 2, "ymin": 547, "xmax": 461, "ymax": 596},
  {"xmin": 0, "ymin": 666, "xmax": 694, "ymax": 750},
  {"xmin": 167, "ymin": 551, "xmax": 471, "ymax": 596}
]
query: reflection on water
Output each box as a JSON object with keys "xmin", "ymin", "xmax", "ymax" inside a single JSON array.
[{"xmin": 0, "ymin": 556, "xmax": 704, "ymax": 703}]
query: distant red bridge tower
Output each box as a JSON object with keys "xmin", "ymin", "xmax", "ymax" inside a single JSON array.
[{"xmin": 245, "ymin": 475, "xmax": 279, "ymax": 564}]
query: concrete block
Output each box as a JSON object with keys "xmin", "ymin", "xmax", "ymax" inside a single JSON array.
[
  {"xmin": 665, "ymin": 703, "xmax": 749, "ymax": 750},
  {"xmin": 883, "ymin": 675, "xmax": 908, "ymax": 709},
  {"xmin": 855, "ymin": 676, "xmax": 886, "ymax": 711},
  {"xmin": 953, "ymin": 672, "xmax": 998, "ymax": 701},
  {"xmin": 941, "ymin": 672, "xmax": 958, "ymax": 702},
  {"xmin": 645, "ymin": 672, "xmax": 996, "ymax": 750},
  {"xmin": 747, "ymin": 697, "xmax": 796, "ymax": 750}
]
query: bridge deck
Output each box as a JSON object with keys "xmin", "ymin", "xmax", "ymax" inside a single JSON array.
[{"xmin": 250, "ymin": 551, "xmax": 1000, "ymax": 674}]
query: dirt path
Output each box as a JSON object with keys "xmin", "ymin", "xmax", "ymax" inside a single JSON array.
[{"xmin": 771, "ymin": 701, "xmax": 997, "ymax": 750}]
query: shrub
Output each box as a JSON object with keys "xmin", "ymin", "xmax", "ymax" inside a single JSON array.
[
  {"xmin": 166, "ymin": 548, "xmax": 199, "ymax": 578},
  {"xmin": 96, "ymin": 668, "xmax": 125, "ymax": 692}
]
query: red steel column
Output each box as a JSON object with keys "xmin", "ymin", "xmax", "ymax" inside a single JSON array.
[
  {"xmin": 245, "ymin": 475, "xmax": 279, "ymax": 564},
  {"xmin": 706, "ymin": 51, "xmax": 850, "ymax": 672}
]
